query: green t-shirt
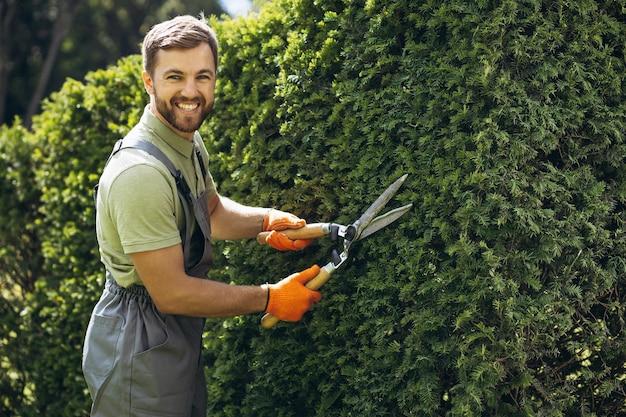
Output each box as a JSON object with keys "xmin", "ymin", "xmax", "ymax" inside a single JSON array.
[{"xmin": 96, "ymin": 105, "xmax": 217, "ymax": 287}]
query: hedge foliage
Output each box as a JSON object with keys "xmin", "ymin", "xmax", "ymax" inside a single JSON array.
[
  {"xmin": 0, "ymin": 56, "xmax": 147, "ymax": 416},
  {"xmin": 1, "ymin": 0, "xmax": 625, "ymax": 416}
]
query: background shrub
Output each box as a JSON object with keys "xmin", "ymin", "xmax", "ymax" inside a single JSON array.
[
  {"xmin": 0, "ymin": 120, "xmax": 41, "ymax": 415},
  {"xmin": 0, "ymin": 56, "xmax": 147, "ymax": 416},
  {"xmin": 0, "ymin": 0, "xmax": 624, "ymax": 416}
]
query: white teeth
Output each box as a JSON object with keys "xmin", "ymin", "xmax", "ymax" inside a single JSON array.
[{"xmin": 177, "ymin": 103, "xmax": 199, "ymax": 111}]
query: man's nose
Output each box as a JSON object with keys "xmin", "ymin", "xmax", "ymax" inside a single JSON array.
[{"xmin": 180, "ymin": 79, "xmax": 199, "ymax": 98}]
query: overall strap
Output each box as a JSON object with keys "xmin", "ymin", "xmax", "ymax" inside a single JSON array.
[
  {"xmin": 119, "ymin": 138, "xmax": 213, "ymax": 241},
  {"xmin": 94, "ymin": 138, "xmax": 192, "ymax": 203},
  {"xmin": 122, "ymin": 137, "xmax": 193, "ymax": 198},
  {"xmin": 194, "ymin": 146, "xmax": 208, "ymax": 184},
  {"xmin": 96, "ymin": 137, "xmax": 213, "ymax": 275}
]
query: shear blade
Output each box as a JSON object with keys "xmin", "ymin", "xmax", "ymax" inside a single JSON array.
[
  {"xmin": 354, "ymin": 174, "xmax": 408, "ymax": 239},
  {"xmin": 357, "ymin": 203, "xmax": 413, "ymax": 241}
]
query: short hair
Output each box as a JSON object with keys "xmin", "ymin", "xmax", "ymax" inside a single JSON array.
[{"xmin": 142, "ymin": 15, "xmax": 219, "ymax": 75}]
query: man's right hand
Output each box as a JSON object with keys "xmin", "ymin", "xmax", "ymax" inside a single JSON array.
[{"xmin": 264, "ymin": 265, "xmax": 322, "ymax": 321}]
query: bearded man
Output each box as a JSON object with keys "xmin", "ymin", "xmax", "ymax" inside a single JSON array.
[{"xmin": 82, "ymin": 15, "xmax": 321, "ymax": 417}]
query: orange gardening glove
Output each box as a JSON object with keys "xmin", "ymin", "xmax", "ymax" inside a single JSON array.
[
  {"xmin": 265, "ymin": 265, "xmax": 322, "ymax": 322},
  {"xmin": 265, "ymin": 231, "xmax": 311, "ymax": 251},
  {"xmin": 263, "ymin": 209, "xmax": 312, "ymax": 251}
]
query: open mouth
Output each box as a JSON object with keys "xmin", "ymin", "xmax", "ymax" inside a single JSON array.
[{"xmin": 175, "ymin": 102, "xmax": 200, "ymax": 112}]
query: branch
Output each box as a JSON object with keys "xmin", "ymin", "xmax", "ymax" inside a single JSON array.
[
  {"xmin": 0, "ymin": 0, "xmax": 17, "ymax": 125},
  {"xmin": 24, "ymin": 0, "xmax": 81, "ymax": 127}
]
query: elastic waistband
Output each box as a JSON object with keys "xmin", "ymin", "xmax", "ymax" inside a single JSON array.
[{"xmin": 105, "ymin": 277, "xmax": 151, "ymax": 300}]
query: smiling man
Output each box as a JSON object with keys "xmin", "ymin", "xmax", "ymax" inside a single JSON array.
[{"xmin": 82, "ymin": 15, "xmax": 321, "ymax": 417}]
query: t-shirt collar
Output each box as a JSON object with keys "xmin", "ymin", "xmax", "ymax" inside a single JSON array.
[{"xmin": 140, "ymin": 104, "xmax": 195, "ymax": 158}]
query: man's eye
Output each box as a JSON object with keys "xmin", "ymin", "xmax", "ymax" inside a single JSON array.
[
  {"xmin": 197, "ymin": 75, "xmax": 211, "ymax": 80},
  {"xmin": 167, "ymin": 75, "xmax": 181, "ymax": 80}
]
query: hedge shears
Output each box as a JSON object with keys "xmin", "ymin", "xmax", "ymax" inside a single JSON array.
[{"xmin": 257, "ymin": 174, "xmax": 412, "ymax": 328}]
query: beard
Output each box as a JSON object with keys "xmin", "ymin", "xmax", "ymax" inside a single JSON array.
[{"xmin": 153, "ymin": 89, "xmax": 213, "ymax": 133}]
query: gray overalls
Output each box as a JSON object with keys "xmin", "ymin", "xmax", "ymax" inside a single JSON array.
[{"xmin": 83, "ymin": 137, "xmax": 212, "ymax": 417}]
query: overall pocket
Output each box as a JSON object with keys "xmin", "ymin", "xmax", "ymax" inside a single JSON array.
[
  {"xmin": 130, "ymin": 316, "xmax": 195, "ymax": 416},
  {"xmin": 82, "ymin": 314, "xmax": 122, "ymax": 399}
]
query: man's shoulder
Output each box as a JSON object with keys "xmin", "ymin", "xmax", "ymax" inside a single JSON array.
[
  {"xmin": 98, "ymin": 161, "xmax": 177, "ymax": 219},
  {"xmin": 103, "ymin": 126, "xmax": 172, "ymax": 179},
  {"xmin": 99, "ymin": 147, "xmax": 175, "ymax": 201},
  {"xmin": 104, "ymin": 148, "xmax": 170, "ymax": 180}
]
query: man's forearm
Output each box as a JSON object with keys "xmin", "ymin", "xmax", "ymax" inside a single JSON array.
[
  {"xmin": 157, "ymin": 274, "xmax": 269, "ymax": 317},
  {"xmin": 131, "ymin": 244, "xmax": 269, "ymax": 318},
  {"xmin": 210, "ymin": 195, "xmax": 268, "ymax": 240}
]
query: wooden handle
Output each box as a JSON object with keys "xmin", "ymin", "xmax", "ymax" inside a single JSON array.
[
  {"xmin": 256, "ymin": 223, "xmax": 330, "ymax": 245},
  {"xmin": 260, "ymin": 314, "xmax": 280, "ymax": 329},
  {"xmin": 260, "ymin": 263, "xmax": 335, "ymax": 329},
  {"xmin": 304, "ymin": 263, "xmax": 334, "ymax": 290}
]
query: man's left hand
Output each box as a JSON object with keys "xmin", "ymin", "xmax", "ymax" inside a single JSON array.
[{"xmin": 263, "ymin": 209, "xmax": 312, "ymax": 251}]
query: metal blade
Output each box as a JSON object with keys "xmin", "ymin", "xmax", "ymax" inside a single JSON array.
[
  {"xmin": 356, "ymin": 204, "xmax": 413, "ymax": 241},
  {"xmin": 353, "ymin": 174, "xmax": 409, "ymax": 239}
]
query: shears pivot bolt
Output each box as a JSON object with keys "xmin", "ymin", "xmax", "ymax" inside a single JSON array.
[{"xmin": 345, "ymin": 225, "xmax": 357, "ymax": 241}]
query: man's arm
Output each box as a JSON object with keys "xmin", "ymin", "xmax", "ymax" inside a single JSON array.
[
  {"xmin": 131, "ymin": 243, "xmax": 267, "ymax": 317},
  {"xmin": 130, "ymin": 243, "xmax": 321, "ymax": 319},
  {"xmin": 208, "ymin": 193, "xmax": 268, "ymax": 240},
  {"xmin": 207, "ymin": 194, "xmax": 313, "ymax": 252}
]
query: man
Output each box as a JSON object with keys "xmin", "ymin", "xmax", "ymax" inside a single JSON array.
[{"xmin": 82, "ymin": 15, "xmax": 321, "ymax": 417}]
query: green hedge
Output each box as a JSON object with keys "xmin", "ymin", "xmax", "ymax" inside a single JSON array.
[
  {"xmin": 1, "ymin": 0, "xmax": 625, "ymax": 416},
  {"xmin": 0, "ymin": 56, "xmax": 148, "ymax": 416},
  {"xmin": 0, "ymin": 119, "xmax": 42, "ymax": 415}
]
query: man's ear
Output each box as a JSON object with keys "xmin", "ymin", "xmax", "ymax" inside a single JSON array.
[{"xmin": 142, "ymin": 71, "xmax": 155, "ymax": 95}]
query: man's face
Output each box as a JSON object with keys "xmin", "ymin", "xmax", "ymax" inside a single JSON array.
[{"xmin": 142, "ymin": 43, "xmax": 216, "ymax": 139}]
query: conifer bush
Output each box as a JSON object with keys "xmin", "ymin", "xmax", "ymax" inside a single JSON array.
[
  {"xmin": 0, "ymin": 0, "xmax": 624, "ymax": 416},
  {"xmin": 202, "ymin": 1, "xmax": 626, "ymax": 415},
  {"xmin": 0, "ymin": 57, "xmax": 147, "ymax": 416},
  {"xmin": 0, "ymin": 121, "xmax": 42, "ymax": 416}
]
